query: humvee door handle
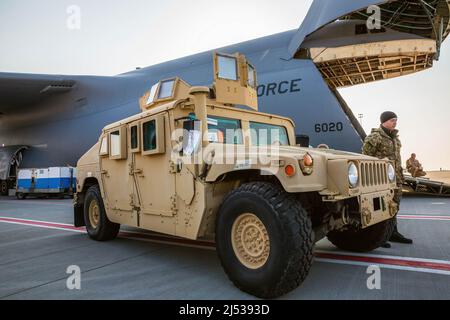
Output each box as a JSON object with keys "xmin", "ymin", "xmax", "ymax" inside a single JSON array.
[
  {"xmin": 101, "ymin": 170, "xmax": 110, "ymax": 178},
  {"xmin": 133, "ymin": 169, "xmax": 145, "ymax": 177}
]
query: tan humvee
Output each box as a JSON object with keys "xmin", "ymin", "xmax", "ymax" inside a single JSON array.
[{"xmin": 74, "ymin": 53, "xmax": 398, "ymax": 299}]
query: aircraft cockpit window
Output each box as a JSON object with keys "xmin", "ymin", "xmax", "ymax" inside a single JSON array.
[
  {"xmin": 247, "ymin": 64, "xmax": 256, "ymax": 88},
  {"xmin": 147, "ymin": 83, "xmax": 159, "ymax": 104},
  {"xmin": 158, "ymin": 79, "xmax": 176, "ymax": 99},
  {"xmin": 217, "ymin": 55, "xmax": 238, "ymax": 81}
]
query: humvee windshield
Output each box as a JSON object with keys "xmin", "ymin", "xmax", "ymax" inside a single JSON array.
[
  {"xmin": 207, "ymin": 116, "xmax": 243, "ymax": 144},
  {"xmin": 250, "ymin": 122, "xmax": 289, "ymax": 146}
]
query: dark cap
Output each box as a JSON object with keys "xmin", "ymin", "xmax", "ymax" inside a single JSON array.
[{"xmin": 380, "ymin": 111, "xmax": 397, "ymax": 124}]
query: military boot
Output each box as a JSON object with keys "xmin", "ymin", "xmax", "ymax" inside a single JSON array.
[{"xmin": 390, "ymin": 227, "xmax": 413, "ymax": 244}]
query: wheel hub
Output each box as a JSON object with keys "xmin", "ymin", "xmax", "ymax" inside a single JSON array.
[
  {"xmin": 231, "ymin": 213, "xmax": 270, "ymax": 270},
  {"xmin": 88, "ymin": 200, "xmax": 100, "ymax": 229}
]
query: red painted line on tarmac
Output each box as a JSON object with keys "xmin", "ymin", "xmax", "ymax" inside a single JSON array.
[
  {"xmin": 0, "ymin": 217, "xmax": 85, "ymax": 231},
  {"xmin": 0, "ymin": 217, "xmax": 215, "ymax": 248},
  {"xmin": 398, "ymin": 215, "xmax": 450, "ymax": 220},
  {"xmin": 315, "ymin": 252, "xmax": 450, "ymax": 272},
  {"xmin": 1, "ymin": 216, "xmax": 450, "ymax": 274}
]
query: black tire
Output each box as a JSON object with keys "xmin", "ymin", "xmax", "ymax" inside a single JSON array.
[
  {"xmin": 84, "ymin": 185, "xmax": 120, "ymax": 241},
  {"xmin": 16, "ymin": 193, "xmax": 26, "ymax": 200},
  {"xmin": 327, "ymin": 218, "xmax": 396, "ymax": 253},
  {"xmin": 215, "ymin": 182, "xmax": 314, "ymax": 299},
  {"xmin": 1, "ymin": 180, "xmax": 8, "ymax": 196}
]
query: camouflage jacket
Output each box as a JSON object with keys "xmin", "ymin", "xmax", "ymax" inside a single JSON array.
[{"xmin": 362, "ymin": 127, "xmax": 404, "ymax": 184}]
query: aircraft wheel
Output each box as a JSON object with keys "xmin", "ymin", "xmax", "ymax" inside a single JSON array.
[
  {"xmin": 16, "ymin": 193, "xmax": 27, "ymax": 200},
  {"xmin": 1, "ymin": 180, "xmax": 8, "ymax": 195},
  {"xmin": 216, "ymin": 182, "xmax": 314, "ymax": 299}
]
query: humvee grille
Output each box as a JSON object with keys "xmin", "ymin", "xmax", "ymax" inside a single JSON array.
[{"xmin": 360, "ymin": 162, "xmax": 388, "ymax": 187}]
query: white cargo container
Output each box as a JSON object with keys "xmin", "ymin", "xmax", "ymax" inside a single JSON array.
[{"xmin": 16, "ymin": 167, "xmax": 76, "ymax": 200}]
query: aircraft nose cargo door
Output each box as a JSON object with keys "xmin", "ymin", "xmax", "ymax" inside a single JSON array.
[{"xmin": 289, "ymin": 0, "xmax": 450, "ymax": 89}]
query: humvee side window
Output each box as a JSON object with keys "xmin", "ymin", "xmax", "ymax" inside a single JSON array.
[
  {"xmin": 250, "ymin": 122, "xmax": 289, "ymax": 146},
  {"xmin": 207, "ymin": 116, "xmax": 243, "ymax": 144},
  {"xmin": 143, "ymin": 120, "xmax": 157, "ymax": 151},
  {"xmin": 108, "ymin": 127, "xmax": 127, "ymax": 160},
  {"xmin": 248, "ymin": 64, "xmax": 256, "ymax": 88},
  {"xmin": 217, "ymin": 55, "xmax": 238, "ymax": 81},
  {"xmin": 130, "ymin": 125, "xmax": 139, "ymax": 151},
  {"xmin": 110, "ymin": 131, "xmax": 121, "ymax": 157},
  {"xmin": 146, "ymin": 83, "xmax": 159, "ymax": 105},
  {"xmin": 158, "ymin": 79, "xmax": 175, "ymax": 99},
  {"xmin": 141, "ymin": 114, "xmax": 166, "ymax": 156},
  {"xmin": 100, "ymin": 136, "xmax": 108, "ymax": 156}
]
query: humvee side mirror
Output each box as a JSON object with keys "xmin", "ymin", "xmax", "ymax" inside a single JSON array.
[
  {"xmin": 182, "ymin": 120, "xmax": 201, "ymax": 156},
  {"xmin": 296, "ymin": 135, "xmax": 310, "ymax": 148}
]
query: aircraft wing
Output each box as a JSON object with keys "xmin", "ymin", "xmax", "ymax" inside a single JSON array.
[
  {"xmin": 289, "ymin": 0, "xmax": 450, "ymax": 58},
  {"xmin": 0, "ymin": 73, "xmax": 76, "ymax": 113}
]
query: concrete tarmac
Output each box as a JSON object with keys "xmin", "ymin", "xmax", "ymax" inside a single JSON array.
[{"xmin": 0, "ymin": 195, "xmax": 449, "ymax": 300}]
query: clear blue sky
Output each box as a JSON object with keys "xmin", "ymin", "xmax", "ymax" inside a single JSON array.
[{"xmin": 1, "ymin": 0, "xmax": 449, "ymax": 170}]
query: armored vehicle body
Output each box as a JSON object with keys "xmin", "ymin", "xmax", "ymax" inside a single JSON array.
[{"xmin": 75, "ymin": 53, "xmax": 398, "ymax": 298}]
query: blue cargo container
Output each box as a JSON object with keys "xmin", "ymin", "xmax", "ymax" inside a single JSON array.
[{"xmin": 16, "ymin": 167, "xmax": 76, "ymax": 199}]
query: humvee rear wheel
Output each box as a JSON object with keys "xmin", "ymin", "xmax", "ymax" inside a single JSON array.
[
  {"xmin": 327, "ymin": 218, "xmax": 396, "ymax": 253},
  {"xmin": 84, "ymin": 185, "xmax": 120, "ymax": 241},
  {"xmin": 216, "ymin": 182, "xmax": 314, "ymax": 299},
  {"xmin": 88, "ymin": 200, "xmax": 101, "ymax": 229}
]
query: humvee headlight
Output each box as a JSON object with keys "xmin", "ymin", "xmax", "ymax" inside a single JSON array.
[
  {"xmin": 303, "ymin": 154, "xmax": 314, "ymax": 167},
  {"xmin": 299, "ymin": 153, "xmax": 314, "ymax": 176},
  {"xmin": 348, "ymin": 162, "xmax": 359, "ymax": 188},
  {"xmin": 388, "ymin": 164, "xmax": 396, "ymax": 183}
]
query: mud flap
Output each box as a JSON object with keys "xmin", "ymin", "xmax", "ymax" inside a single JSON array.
[{"xmin": 74, "ymin": 203, "xmax": 85, "ymax": 227}]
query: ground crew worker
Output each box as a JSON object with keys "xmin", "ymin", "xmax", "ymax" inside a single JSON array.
[
  {"xmin": 362, "ymin": 111, "xmax": 413, "ymax": 247},
  {"xmin": 406, "ymin": 153, "xmax": 427, "ymax": 178}
]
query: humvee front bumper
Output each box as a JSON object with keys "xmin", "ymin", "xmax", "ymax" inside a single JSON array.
[{"xmin": 359, "ymin": 189, "xmax": 397, "ymax": 229}]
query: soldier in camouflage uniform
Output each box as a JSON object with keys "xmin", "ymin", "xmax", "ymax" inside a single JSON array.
[
  {"xmin": 406, "ymin": 153, "xmax": 427, "ymax": 178},
  {"xmin": 362, "ymin": 111, "xmax": 413, "ymax": 246}
]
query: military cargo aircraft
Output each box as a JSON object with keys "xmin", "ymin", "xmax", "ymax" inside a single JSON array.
[{"xmin": 1, "ymin": 0, "xmax": 449, "ymax": 194}]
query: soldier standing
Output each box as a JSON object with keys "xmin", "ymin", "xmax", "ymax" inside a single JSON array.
[{"xmin": 362, "ymin": 111, "xmax": 413, "ymax": 247}]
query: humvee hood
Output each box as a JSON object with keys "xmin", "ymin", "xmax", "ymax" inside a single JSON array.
[
  {"xmin": 77, "ymin": 143, "xmax": 100, "ymax": 166},
  {"xmin": 269, "ymin": 146, "xmax": 379, "ymax": 161}
]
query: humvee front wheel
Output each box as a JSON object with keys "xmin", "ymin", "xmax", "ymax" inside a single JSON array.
[
  {"xmin": 327, "ymin": 218, "xmax": 396, "ymax": 253},
  {"xmin": 84, "ymin": 185, "xmax": 120, "ymax": 241},
  {"xmin": 216, "ymin": 182, "xmax": 314, "ymax": 299}
]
